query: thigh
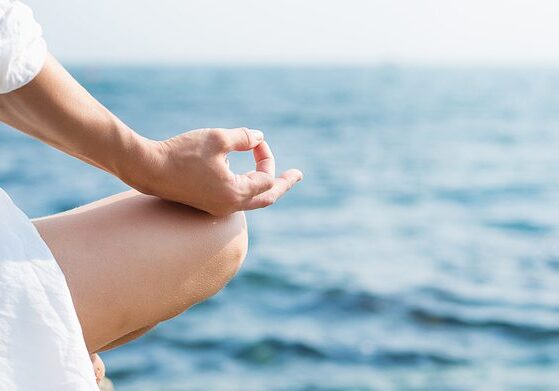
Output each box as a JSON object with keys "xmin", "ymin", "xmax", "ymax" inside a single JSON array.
[{"xmin": 33, "ymin": 190, "xmax": 247, "ymax": 353}]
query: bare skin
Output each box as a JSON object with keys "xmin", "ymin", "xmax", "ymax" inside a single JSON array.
[
  {"xmin": 33, "ymin": 190, "xmax": 248, "ymax": 354},
  {"xmin": 0, "ymin": 53, "xmax": 300, "ymax": 382},
  {"xmin": 0, "ymin": 55, "xmax": 303, "ymax": 216},
  {"xmin": 90, "ymin": 354, "xmax": 105, "ymax": 384}
]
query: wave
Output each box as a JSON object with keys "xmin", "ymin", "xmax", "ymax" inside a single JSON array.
[
  {"xmin": 371, "ymin": 349, "xmax": 467, "ymax": 366},
  {"xmin": 150, "ymin": 332, "xmax": 467, "ymax": 369},
  {"xmin": 234, "ymin": 338, "xmax": 327, "ymax": 364},
  {"xmin": 434, "ymin": 184, "xmax": 545, "ymax": 205},
  {"xmin": 409, "ymin": 307, "xmax": 559, "ymax": 340},
  {"xmin": 235, "ymin": 270, "xmax": 307, "ymax": 292},
  {"xmin": 484, "ymin": 219, "xmax": 553, "ymax": 234}
]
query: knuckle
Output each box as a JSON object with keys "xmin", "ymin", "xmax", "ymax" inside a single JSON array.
[
  {"xmin": 205, "ymin": 128, "xmax": 227, "ymax": 148},
  {"xmin": 240, "ymin": 127, "xmax": 251, "ymax": 145}
]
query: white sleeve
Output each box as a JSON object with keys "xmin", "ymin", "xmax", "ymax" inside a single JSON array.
[{"xmin": 0, "ymin": 0, "xmax": 46, "ymax": 94}]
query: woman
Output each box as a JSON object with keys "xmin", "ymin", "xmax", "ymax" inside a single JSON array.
[{"xmin": 0, "ymin": 1, "xmax": 302, "ymax": 388}]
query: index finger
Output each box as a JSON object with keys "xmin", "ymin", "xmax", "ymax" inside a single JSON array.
[
  {"xmin": 253, "ymin": 141, "xmax": 275, "ymax": 177},
  {"xmin": 228, "ymin": 141, "xmax": 276, "ymax": 201}
]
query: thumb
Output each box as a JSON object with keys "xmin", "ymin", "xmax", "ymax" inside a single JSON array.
[{"xmin": 221, "ymin": 127, "xmax": 264, "ymax": 152}]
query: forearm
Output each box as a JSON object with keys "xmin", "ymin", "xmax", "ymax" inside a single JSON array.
[{"xmin": 0, "ymin": 53, "xmax": 148, "ymax": 180}]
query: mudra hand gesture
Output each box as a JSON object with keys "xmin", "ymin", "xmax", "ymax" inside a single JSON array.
[{"xmin": 134, "ymin": 127, "xmax": 302, "ymax": 216}]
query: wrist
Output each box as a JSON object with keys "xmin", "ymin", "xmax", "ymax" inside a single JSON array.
[{"xmin": 114, "ymin": 130, "xmax": 163, "ymax": 195}]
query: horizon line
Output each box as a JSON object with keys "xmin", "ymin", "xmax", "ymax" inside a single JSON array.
[{"xmin": 61, "ymin": 59, "xmax": 559, "ymax": 70}]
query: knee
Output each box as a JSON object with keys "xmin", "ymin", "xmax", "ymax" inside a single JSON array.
[
  {"xmin": 216, "ymin": 210, "xmax": 248, "ymax": 281},
  {"xmin": 193, "ymin": 210, "xmax": 248, "ymax": 301}
]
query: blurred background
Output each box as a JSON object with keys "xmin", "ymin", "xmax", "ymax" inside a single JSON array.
[{"xmin": 2, "ymin": 0, "xmax": 559, "ymax": 390}]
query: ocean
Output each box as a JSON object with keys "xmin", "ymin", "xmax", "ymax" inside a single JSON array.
[{"xmin": 2, "ymin": 66, "xmax": 559, "ymax": 390}]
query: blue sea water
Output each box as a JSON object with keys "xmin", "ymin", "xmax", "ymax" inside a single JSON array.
[{"xmin": 2, "ymin": 66, "xmax": 559, "ymax": 390}]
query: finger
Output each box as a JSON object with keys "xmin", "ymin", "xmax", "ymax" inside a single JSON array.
[
  {"xmin": 253, "ymin": 141, "xmax": 275, "ymax": 176},
  {"xmin": 219, "ymin": 127, "xmax": 264, "ymax": 152},
  {"xmin": 234, "ymin": 171, "xmax": 275, "ymax": 199},
  {"xmin": 241, "ymin": 169, "xmax": 303, "ymax": 210}
]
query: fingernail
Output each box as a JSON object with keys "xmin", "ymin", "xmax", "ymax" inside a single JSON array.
[{"xmin": 249, "ymin": 129, "xmax": 264, "ymax": 141}]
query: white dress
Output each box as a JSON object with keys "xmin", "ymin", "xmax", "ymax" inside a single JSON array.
[{"xmin": 0, "ymin": 1, "xmax": 98, "ymax": 389}]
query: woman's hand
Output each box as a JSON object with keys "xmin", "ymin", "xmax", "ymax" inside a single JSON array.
[{"xmin": 127, "ymin": 127, "xmax": 303, "ymax": 216}]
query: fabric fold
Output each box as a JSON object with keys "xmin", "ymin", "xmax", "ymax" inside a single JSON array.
[
  {"xmin": 0, "ymin": 188, "xmax": 98, "ymax": 390},
  {"xmin": 0, "ymin": 0, "xmax": 47, "ymax": 94}
]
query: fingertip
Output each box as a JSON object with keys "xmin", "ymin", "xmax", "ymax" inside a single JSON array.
[
  {"xmin": 282, "ymin": 168, "xmax": 304, "ymax": 182},
  {"xmin": 224, "ymin": 127, "xmax": 265, "ymax": 151},
  {"xmin": 248, "ymin": 128, "xmax": 264, "ymax": 144}
]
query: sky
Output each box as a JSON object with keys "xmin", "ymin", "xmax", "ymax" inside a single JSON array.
[{"xmin": 26, "ymin": 0, "xmax": 559, "ymax": 66}]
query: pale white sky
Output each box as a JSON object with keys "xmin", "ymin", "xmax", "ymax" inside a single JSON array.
[{"xmin": 26, "ymin": 0, "xmax": 559, "ymax": 66}]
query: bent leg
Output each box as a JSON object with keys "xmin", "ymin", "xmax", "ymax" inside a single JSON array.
[{"xmin": 33, "ymin": 190, "xmax": 248, "ymax": 353}]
